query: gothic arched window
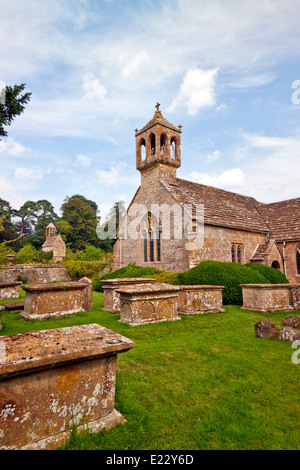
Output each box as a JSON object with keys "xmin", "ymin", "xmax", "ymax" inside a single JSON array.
[
  {"xmin": 237, "ymin": 246, "xmax": 242, "ymax": 264},
  {"xmin": 150, "ymin": 133, "xmax": 156, "ymax": 155},
  {"xmin": 231, "ymin": 245, "xmax": 236, "ymax": 263},
  {"xmin": 143, "ymin": 230, "xmax": 148, "ymax": 262},
  {"xmin": 140, "ymin": 138, "xmax": 146, "ymax": 161},
  {"xmin": 297, "ymin": 248, "xmax": 300, "ymax": 274},
  {"xmin": 157, "ymin": 230, "xmax": 161, "ymax": 261},
  {"xmin": 171, "ymin": 137, "xmax": 176, "ymax": 158},
  {"xmin": 141, "ymin": 212, "xmax": 161, "ymax": 263},
  {"xmin": 149, "ymin": 229, "xmax": 155, "ymax": 262}
]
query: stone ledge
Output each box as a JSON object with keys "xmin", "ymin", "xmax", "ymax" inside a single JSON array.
[
  {"xmin": 21, "ymin": 282, "xmax": 87, "ymax": 293},
  {"xmin": 0, "ymin": 324, "xmax": 134, "ymax": 378}
]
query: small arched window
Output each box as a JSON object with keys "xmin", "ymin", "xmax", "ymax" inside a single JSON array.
[
  {"xmin": 149, "ymin": 229, "xmax": 155, "ymax": 262},
  {"xmin": 157, "ymin": 230, "xmax": 161, "ymax": 261},
  {"xmin": 231, "ymin": 245, "xmax": 236, "ymax": 263},
  {"xmin": 297, "ymin": 249, "xmax": 300, "ymax": 274},
  {"xmin": 150, "ymin": 133, "xmax": 156, "ymax": 155},
  {"xmin": 171, "ymin": 137, "xmax": 176, "ymax": 158},
  {"xmin": 140, "ymin": 138, "xmax": 146, "ymax": 161},
  {"xmin": 143, "ymin": 230, "xmax": 148, "ymax": 262},
  {"xmin": 160, "ymin": 134, "xmax": 166, "ymax": 154},
  {"xmin": 237, "ymin": 246, "xmax": 242, "ymax": 264}
]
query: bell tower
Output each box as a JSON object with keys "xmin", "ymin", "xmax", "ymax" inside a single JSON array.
[{"xmin": 135, "ymin": 103, "xmax": 182, "ymax": 185}]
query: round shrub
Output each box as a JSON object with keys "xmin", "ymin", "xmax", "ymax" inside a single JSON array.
[
  {"xmin": 176, "ymin": 260, "xmax": 270, "ymax": 305},
  {"xmin": 244, "ymin": 263, "xmax": 288, "ymax": 284}
]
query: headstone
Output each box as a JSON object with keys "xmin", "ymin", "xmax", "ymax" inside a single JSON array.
[
  {"xmin": 254, "ymin": 318, "xmax": 281, "ymax": 340},
  {"xmin": 281, "ymin": 315, "xmax": 300, "ymax": 342}
]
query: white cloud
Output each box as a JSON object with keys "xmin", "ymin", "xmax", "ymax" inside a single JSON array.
[
  {"xmin": 82, "ymin": 73, "xmax": 107, "ymax": 100},
  {"xmin": 188, "ymin": 168, "xmax": 246, "ymax": 191},
  {"xmin": 96, "ymin": 163, "xmax": 139, "ymax": 188},
  {"xmin": 75, "ymin": 154, "xmax": 91, "ymax": 168},
  {"xmin": 15, "ymin": 167, "xmax": 43, "ymax": 181},
  {"xmin": 225, "ymin": 73, "xmax": 276, "ymax": 90},
  {"xmin": 169, "ymin": 68, "xmax": 218, "ymax": 115},
  {"xmin": 121, "ymin": 51, "xmax": 150, "ymax": 79},
  {"xmin": 207, "ymin": 150, "xmax": 220, "ymax": 164},
  {"xmin": 0, "ymin": 138, "xmax": 26, "ymax": 157}
]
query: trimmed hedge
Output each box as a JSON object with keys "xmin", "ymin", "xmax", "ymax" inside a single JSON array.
[
  {"xmin": 94, "ymin": 261, "xmax": 289, "ymax": 306},
  {"xmin": 176, "ymin": 261, "xmax": 289, "ymax": 305},
  {"xmin": 244, "ymin": 262, "xmax": 289, "ymax": 284}
]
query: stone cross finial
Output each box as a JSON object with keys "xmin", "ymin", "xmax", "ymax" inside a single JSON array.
[{"xmin": 155, "ymin": 102, "xmax": 160, "ymax": 112}]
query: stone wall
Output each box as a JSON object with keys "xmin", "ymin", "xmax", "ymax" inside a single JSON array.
[{"xmin": 0, "ymin": 264, "xmax": 71, "ymax": 284}]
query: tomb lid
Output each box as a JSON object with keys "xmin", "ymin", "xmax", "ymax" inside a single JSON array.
[
  {"xmin": 0, "ymin": 281, "xmax": 22, "ymax": 288},
  {"xmin": 0, "ymin": 324, "xmax": 134, "ymax": 379},
  {"xmin": 21, "ymin": 282, "xmax": 87, "ymax": 293},
  {"xmin": 101, "ymin": 278, "xmax": 155, "ymax": 284},
  {"xmin": 117, "ymin": 282, "xmax": 180, "ymax": 295},
  {"xmin": 178, "ymin": 285, "xmax": 224, "ymax": 290},
  {"xmin": 240, "ymin": 283, "xmax": 299, "ymax": 288}
]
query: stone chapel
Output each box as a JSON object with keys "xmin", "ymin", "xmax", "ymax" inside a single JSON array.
[
  {"xmin": 42, "ymin": 223, "xmax": 66, "ymax": 262},
  {"xmin": 113, "ymin": 104, "xmax": 300, "ymax": 283}
]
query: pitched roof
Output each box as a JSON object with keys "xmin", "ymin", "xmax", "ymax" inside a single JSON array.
[
  {"xmin": 161, "ymin": 177, "xmax": 270, "ymax": 233},
  {"xmin": 136, "ymin": 109, "xmax": 181, "ymax": 136},
  {"xmin": 256, "ymin": 198, "xmax": 300, "ymax": 241}
]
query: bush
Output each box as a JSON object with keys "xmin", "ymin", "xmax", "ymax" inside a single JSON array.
[
  {"xmin": 94, "ymin": 263, "xmax": 177, "ymax": 292},
  {"xmin": 244, "ymin": 263, "xmax": 289, "ymax": 284},
  {"xmin": 14, "ymin": 243, "xmax": 39, "ymax": 264},
  {"xmin": 76, "ymin": 246, "xmax": 110, "ymax": 261},
  {"xmin": 176, "ymin": 260, "xmax": 272, "ymax": 305},
  {"xmin": 63, "ymin": 258, "xmax": 109, "ymax": 280}
]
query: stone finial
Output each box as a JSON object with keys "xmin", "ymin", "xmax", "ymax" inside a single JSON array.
[{"xmin": 155, "ymin": 102, "xmax": 160, "ymax": 112}]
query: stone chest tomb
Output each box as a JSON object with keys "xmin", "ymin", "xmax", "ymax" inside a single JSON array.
[
  {"xmin": 0, "ymin": 324, "xmax": 134, "ymax": 450},
  {"xmin": 0, "ymin": 281, "xmax": 22, "ymax": 300},
  {"xmin": 101, "ymin": 277, "xmax": 156, "ymax": 313},
  {"xmin": 177, "ymin": 285, "xmax": 225, "ymax": 315},
  {"xmin": 20, "ymin": 280, "xmax": 92, "ymax": 320},
  {"xmin": 117, "ymin": 282, "xmax": 180, "ymax": 326},
  {"xmin": 240, "ymin": 284, "xmax": 300, "ymax": 313}
]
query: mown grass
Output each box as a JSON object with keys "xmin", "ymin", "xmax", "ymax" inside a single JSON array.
[{"xmin": 0, "ymin": 292, "xmax": 299, "ymax": 450}]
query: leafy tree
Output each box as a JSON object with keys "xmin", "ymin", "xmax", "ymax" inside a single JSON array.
[
  {"xmin": 59, "ymin": 195, "xmax": 100, "ymax": 251},
  {"xmin": 12, "ymin": 201, "xmax": 39, "ymax": 243},
  {"xmin": 30, "ymin": 199, "xmax": 59, "ymax": 248},
  {"xmin": 97, "ymin": 200, "xmax": 126, "ymax": 250},
  {"xmin": 0, "ymin": 83, "xmax": 31, "ymax": 138},
  {"xmin": 0, "ymin": 198, "xmax": 16, "ymax": 243}
]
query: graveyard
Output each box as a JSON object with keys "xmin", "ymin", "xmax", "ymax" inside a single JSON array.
[{"xmin": 0, "ymin": 280, "xmax": 299, "ymax": 450}]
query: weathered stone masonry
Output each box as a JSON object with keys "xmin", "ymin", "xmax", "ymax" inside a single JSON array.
[{"xmin": 113, "ymin": 104, "xmax": 300, "ymax": 282}]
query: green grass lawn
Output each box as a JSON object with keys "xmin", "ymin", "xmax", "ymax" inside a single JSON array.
[{"xmin": 0, "ymin": 292, "xmax": 299, "ymax": 450}]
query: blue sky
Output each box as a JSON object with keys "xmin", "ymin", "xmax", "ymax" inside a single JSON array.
[{"xmin": 1, "ymin": 0, "xmax": 300, "ymax": 221}]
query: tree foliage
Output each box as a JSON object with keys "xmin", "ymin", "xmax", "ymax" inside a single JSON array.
[
  {"xmin": 0, "ymin": 83, "xmax": 31, "ymax": 138},
  {"xmin": 59, "ymin": 195, "xmax": 100, "ymax": 251}
]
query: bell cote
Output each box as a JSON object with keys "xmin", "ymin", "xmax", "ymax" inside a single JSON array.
[{"xmin": 135, "ymin": 103, "xmax": 182, "ymax": 182}]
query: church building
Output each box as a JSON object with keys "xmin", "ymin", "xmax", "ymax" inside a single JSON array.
[
  {"xmin": 42, "ymin": 223, "xmax": 66, "ymax": 262},
  {"xmin": 113, "ymin": 104, "xmax": 300, "ymax": 283}
]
